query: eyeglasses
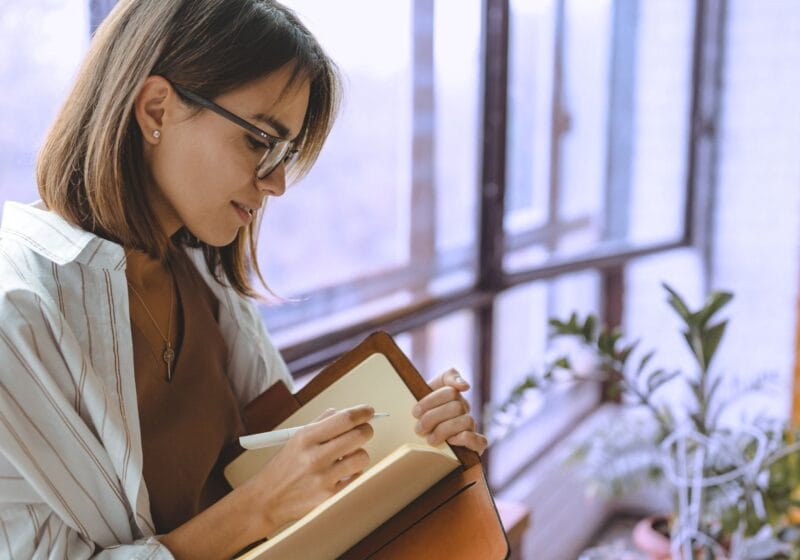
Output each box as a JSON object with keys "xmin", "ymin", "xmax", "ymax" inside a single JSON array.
[{"xmin": 171, "ymin": 83, "xmax": 298, "ymax": 179}]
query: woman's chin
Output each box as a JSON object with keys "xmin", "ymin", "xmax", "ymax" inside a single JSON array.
[{"xmin": 186, "ymin": 226, "xmax": 241, "ymax": 248}]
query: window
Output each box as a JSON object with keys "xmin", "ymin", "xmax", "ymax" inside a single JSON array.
[
  {"xmin": 505, "ymin": 0, "xmax": 695, "ymax": 273},
  {"xmin": 0, "ymin": 1, "xmax": 89, "ymax": 207}
]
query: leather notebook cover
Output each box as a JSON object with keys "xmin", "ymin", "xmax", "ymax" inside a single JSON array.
[{"xmin": 227, "ymin": 331, "xmax": 510, "ymax": 560}]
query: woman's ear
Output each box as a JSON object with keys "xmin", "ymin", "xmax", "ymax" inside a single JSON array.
[{"xmin": 134, "ymin": 75, "xmax": 173, "ymax": 145}]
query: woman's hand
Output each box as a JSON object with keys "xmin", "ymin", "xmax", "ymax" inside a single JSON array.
[
  {"xmin": 241, "ymin": 405, "xmax": 375, "ymax": 538},
  {"xmin": 161, "ymin": 406, "xmax": 375, "ymax": 559},
  {"xmin": 413, "ymin": 369, "xmax": 488, "ymax": 456}
]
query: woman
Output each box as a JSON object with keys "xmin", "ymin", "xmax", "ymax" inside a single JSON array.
[{"xmin": 0, "ymin": 0, "xmax": 487, "ymax": 558}]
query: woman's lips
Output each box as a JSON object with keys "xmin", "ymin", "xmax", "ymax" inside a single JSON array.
[{"xmin": 231, "ymin": 201, "xmax": 253, "ymax": 225}]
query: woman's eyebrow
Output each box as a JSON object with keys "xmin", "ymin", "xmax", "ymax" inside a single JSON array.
[{"xmin": 250, "ymin": 112, "xmax": 292, "ymax": 139}]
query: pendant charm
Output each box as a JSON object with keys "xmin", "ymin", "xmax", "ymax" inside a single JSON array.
[{"xmin": 163, "ymin": 343, "xmax": 175, "ymax": 382}]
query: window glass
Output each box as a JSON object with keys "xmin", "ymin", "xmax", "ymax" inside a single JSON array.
[
  {"xmin": 261, "ymin": 1, "xmax": 413, "ymax": 297},
  {"xmin": 504, "ymin": 0, "xmax": 694, "ymax": 272},
  {"xmin": 434, "ymin": 0, "xmax": 482, "ymax": 257},
  {"xmin": 0, "ymin": 2, "xmax": 89, "ymax": 208},
  {"xmin": 489, "ymin": 270, "xmax": 601, "ymax": 488},
  {"xmin": 262, "ymin": 1, "xmax": 482, "ymax": 345},
  {"xmin": 402, "ymin": 310, "xmax": 477, "ymax": 414}
]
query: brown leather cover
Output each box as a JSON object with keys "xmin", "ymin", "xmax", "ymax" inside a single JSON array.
[{"xmin": 231, "ymin": 331, "xmax": 509, "ymax": 559}]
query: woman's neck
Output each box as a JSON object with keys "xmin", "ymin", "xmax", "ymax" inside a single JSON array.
[{"xmin": 124, "ymin": 248, "xmax": 173, "ymax": 289}]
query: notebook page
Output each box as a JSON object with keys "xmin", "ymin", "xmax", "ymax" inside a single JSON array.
[{"xmin": 224, "ymin": 352, "xmax": 458, "ymax": 488}]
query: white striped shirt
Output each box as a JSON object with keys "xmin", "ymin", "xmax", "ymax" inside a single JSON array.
[{"xmin": 0, "ymin": 201, "xmax": 294, "ymax": 558}]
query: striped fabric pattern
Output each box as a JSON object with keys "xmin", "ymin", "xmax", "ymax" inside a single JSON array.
[{"xmin": 0, "ymin": 201, "xmax": 294, "ymax": 558}]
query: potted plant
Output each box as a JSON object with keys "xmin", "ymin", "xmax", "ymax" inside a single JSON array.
[{"xmin": 487, "ymin": 284, "xmax": 800, "ymax": 559}]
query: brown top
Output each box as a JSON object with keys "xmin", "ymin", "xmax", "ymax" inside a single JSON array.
[{"xmin": 126, "ymin": 249, "xmax": 245, "ymax": 534}]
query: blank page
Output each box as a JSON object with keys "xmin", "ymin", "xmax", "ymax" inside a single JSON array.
[{"xmin": 224, "ymin": 352, "xmax": 458, "ymax": 488}]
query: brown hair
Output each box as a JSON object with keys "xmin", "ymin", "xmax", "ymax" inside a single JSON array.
[{"xmin": 37, "ymin": 0, "xmax": 340, "ymax": 298}]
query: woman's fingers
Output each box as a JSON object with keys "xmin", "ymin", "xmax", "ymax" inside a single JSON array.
[
  {"xmin": 302, "ymin": 405, "xmax": 374, "ymax": 444},
  {"xmin": 427, "ymin": 368, "xmax": 471, "ymax": 392},
  {"xmin": 446, "ymin": 430, "xmax": 488, "ymax": 455},
  {"xmin": 414, "ymin": 399, "xmax": 469, "ymax": 436},
  {"xmin": 413, "ymin": 386, "xmax": 470, "ymax": 420},
  {"xmin": 311, "ymin": 408, "xmax": 338, "ymax": 422},
  {"xmin": 329, "ymin": 448, "xmax": 371, "ymax": 484},
  {"xmin": 423, "ymin": 412, "xmax": 476, "ymax": 445},
  {"xmin": 318, "ymin": 421, "xmax": 374, "ymax": 462}
]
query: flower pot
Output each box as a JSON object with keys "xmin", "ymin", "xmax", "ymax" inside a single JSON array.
[{"xmin": 632, "ymin": 515, "xmax": 671, "ymax": 560}]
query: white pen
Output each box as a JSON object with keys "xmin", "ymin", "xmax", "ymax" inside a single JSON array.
[{"xmin": 239, "ymin": 412, "xmax": 391, "ymax": 450}]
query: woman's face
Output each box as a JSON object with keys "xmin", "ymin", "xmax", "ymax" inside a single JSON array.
[{"xmin": 141, "ymin": 65, "xmax": 310, "ymax": 246}]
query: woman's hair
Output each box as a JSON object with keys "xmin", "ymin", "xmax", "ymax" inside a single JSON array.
[{"xmin": 37, "ymin": 0, "xmax": 340, "ymax": 298}]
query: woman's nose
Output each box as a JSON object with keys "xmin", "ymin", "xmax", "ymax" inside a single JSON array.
[{"xmin": 256, "ymin": 163, "xmax": 287, "ymax": 197}]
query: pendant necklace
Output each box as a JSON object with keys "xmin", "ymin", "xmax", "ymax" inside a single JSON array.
[{"xmin": 127, "ymin": 267, "xmax": 176, "ymax": 382}]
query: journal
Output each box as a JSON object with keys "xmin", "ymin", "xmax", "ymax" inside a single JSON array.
[{"xmin": 224, "ymin": 331, "xmax": 509, "ymax": 560}]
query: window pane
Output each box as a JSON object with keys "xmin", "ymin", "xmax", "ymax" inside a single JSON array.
[
  {"xmin": 434, "ymin": 0, "xmax": 482, "ymax": 257},
  {"xmin": 401, "ymin": 310, "xmax": 477, "ymax": 414},
  {"xmin": 489, "ymin": 271, "xmax": 601, "ymax": 488},
  {"xmin": 262, "ymin": 0, "xmax": 413, "ymax": 296},
  {"xmin": 261, "ymin": 1, "xmax": 481, "ymax": 344},
  {"xmin": 0, "ymin": 2, "xmax": 89, "ymax": 208},
  {"xmin": 504, "ymin": 0, "xmax": 694, "ymax": 272},
  {"xmin": 506, "ymin": 0, "xmax": 554, "ymax": 226},
  {"xmin": 628, "ymin": 0, "xmax": 694, "ymax": 245}
]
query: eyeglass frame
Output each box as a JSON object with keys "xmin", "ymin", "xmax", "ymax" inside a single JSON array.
[{"xmin": 169, "ymin": 82, "xmax": 298, "ymax": 179}]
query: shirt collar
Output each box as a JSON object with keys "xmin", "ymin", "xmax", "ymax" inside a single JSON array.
[{"xmin": 0, "ymin": 200, "xmax": 127, "ymax": 270}]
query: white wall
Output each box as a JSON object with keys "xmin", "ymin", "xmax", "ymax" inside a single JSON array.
[{"xmin": 710, "ymin": 0, "xmax": 800, "ymax": 420}]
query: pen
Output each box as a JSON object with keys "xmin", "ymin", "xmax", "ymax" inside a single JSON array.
[{"xmin": 239, "ymin": 412, "xmax": 391, "ymax": 450}]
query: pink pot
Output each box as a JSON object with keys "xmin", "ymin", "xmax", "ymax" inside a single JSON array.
[{"xmin": 632, "ymin": 515, "xmax": 671, "ymax": 560}]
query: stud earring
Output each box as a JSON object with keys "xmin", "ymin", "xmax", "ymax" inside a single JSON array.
[{"xmin": 152, "ymin": 130, "xmax": 161, "ymax": 139}]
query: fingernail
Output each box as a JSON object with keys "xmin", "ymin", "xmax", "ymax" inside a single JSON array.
[
  {"xmin": 415, "ymin": 422, "xmax": 424, "ymax": 435},
  {"xmin": 412, "ymin": 404, "xmax": 422, "ymax": 418}
]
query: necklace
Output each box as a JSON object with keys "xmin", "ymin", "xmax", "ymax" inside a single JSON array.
[{"xmin": 127, "ymin": 270, "xmax": 176, "ymax": 382}]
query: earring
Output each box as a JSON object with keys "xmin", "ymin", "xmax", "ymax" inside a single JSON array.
[{"xmin": 152, "ymin": 130, "xmax": 161, "ymax": 139}]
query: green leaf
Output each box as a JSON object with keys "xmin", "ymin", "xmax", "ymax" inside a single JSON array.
[
  {"xmin": 605, "ymin": 383, "xmax": 622, "ymax": 400},
  {"xmin": 694, "ymin": 291, "xmax": 734, "ymax": 329},
  {"xmin": 663, "ymin": 283, "xmax": 692, "ymax": 324},
  {"xmin": 689, "ymin": 380, "xmax": 704, "ymax": 404},
  {"xmin": 617, "ymin": 341, "xmax": 638, "ymax": 366},
  {"xmin": 568, "ymin": 312, "xmax": 579, "ymax": 330},
  {"xmin": 554, "ymin": 357, "xmax": 571, "ymax": 370},
  {"xmin": 598, "ymin": 331, "xmax": 610, "ymax": 355},
  {"xmin": 549, "ymin": 316, "xmax": 586, "ymax": 338},
  {"xmin": 637, "ymin": 351, "xmax": 656, "ymax": 376},
  {"xmin": 647, "ymin": 370, "xmax": 680, "ymax": 394},
  {"xmin": 682, "ymin": 330, "xmax": 698, "ymax": 360},
  {"xmin": 689, "ymin": 411, "xmax": 705, "ymax": 432},
  {"xmin": 701, "ymin": 320, "xmax": 728, "ymax": 371},
  {"xmin": 547, "ymin": 318, "xmax": 566, "ymax": 337},
  {"xmin": 582, "ymin": 315, "xmax": 597, "ymax": 344},
  {"xmin": 609, "ymin": 329, "xmax": 622, "ymax": 352}
]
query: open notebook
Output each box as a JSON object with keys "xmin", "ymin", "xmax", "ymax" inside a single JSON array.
[{"xmin": 224, "ymin": 352, "xmax": 461, "ymax": 560}]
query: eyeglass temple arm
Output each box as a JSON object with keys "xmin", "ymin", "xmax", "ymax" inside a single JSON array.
[{"xmin": 170, "ymin": 83, "xmax": 277, "ymax": 142}]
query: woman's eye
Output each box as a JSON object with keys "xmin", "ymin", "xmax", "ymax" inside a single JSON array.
[{"xmin": 245, "ymin": 135, "xmax": 269, "ymax": 152}]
